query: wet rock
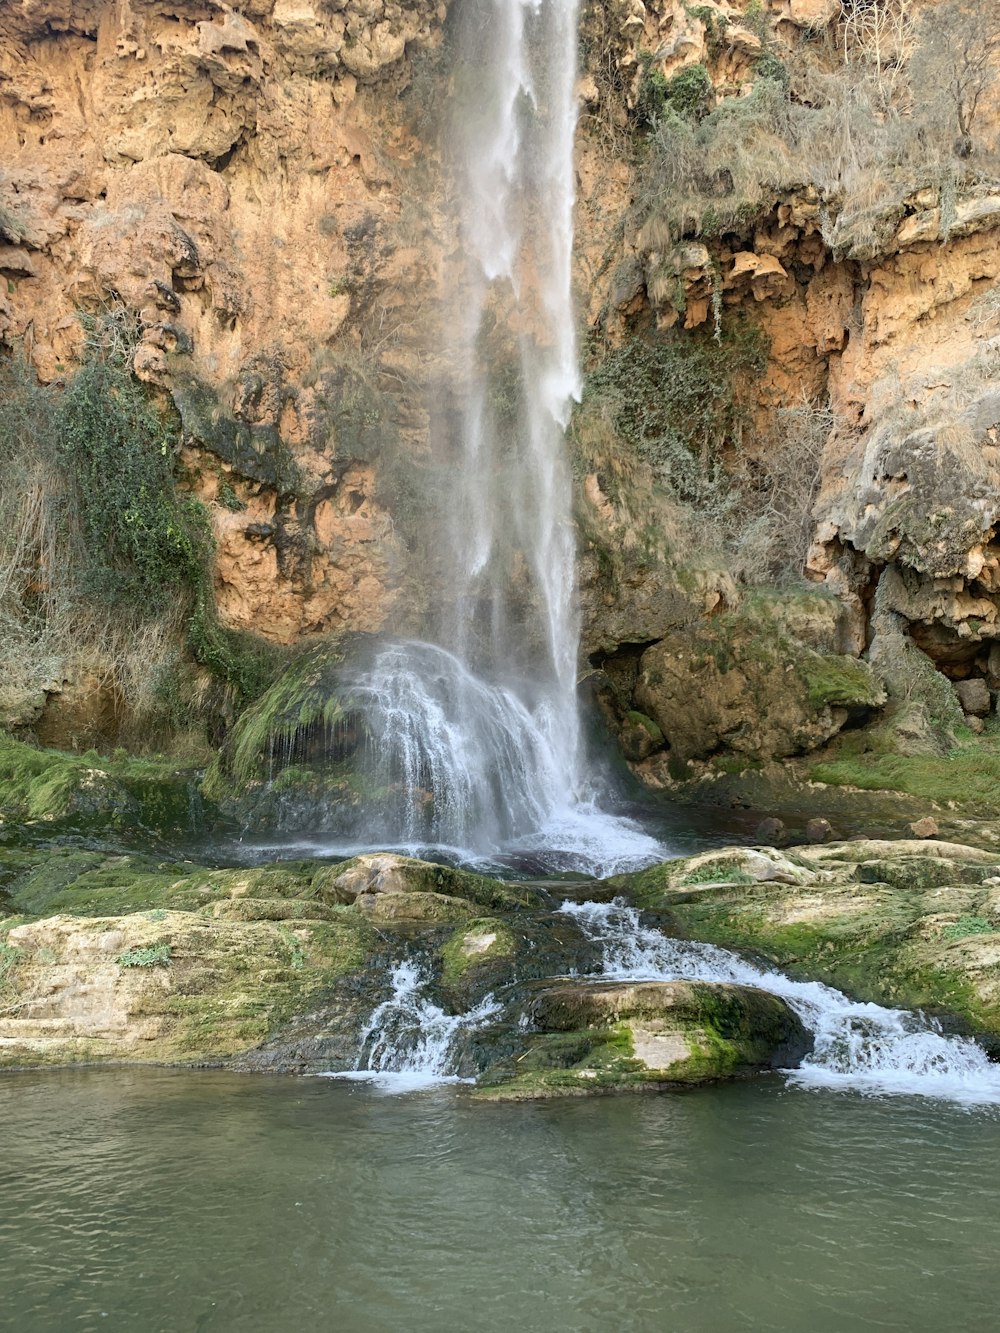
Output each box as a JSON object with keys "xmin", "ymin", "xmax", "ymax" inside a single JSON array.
[
  {"xmin": 619, "ymin": 711, "xmax": 665, "ymax": 762},
  {"xmin": 354, "ymin": 890, "xmax": 474, "ymax": 923},
  {"xmin": 607, "ymin": 838, "xmax": 1000, "ymax": 1043},
  {"xmin": 955, "ymin": 678, "xmax": 991, "ymax": 717},
  {"xmin": 910, "ymin": 817, "xmax": 940, "ymax": 839},
  {"xmin": 755, "ymin": 817, "xmax": 786, "ymax": 845},
  {"xmin": 312, "ymin": 853, "xmax": 540, "ymax": 912},
  {"xmin": 805, "ymin": 817, "xmax": 833, "ymax": 843},
  {"xmin": 476, "ymin": 979, "xmax": 812, "ymax": 1099}
]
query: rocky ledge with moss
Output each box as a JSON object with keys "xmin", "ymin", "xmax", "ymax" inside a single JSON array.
[
  {"xmin": 607, "ymin": 840, "xmax": 1000, "ymax": 1049},
  {"xmin": 4, "ymin": 835, "xmax": 1000, "ymax": 1091}
]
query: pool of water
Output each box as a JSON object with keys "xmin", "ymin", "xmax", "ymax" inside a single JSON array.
[{"xmin": 3, "ymin": 1069, "xmax": 998, "ymax": 1332}]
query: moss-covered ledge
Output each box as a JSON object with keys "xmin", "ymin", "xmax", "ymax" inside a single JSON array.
[{"xmin": 604, "ymin": 842, "xmax": 1000, "ymax": 1043}]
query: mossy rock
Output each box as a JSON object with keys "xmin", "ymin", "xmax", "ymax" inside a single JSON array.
[
  {"xmin": 606, "ymin": 840, "xmax": 1000, "ymax": 1041},
  {"xmin": 440, "ymin": 917, "xmax": 517, "ymax": 988},
  {"xmin": 475, "ymin": 979, "xmax": 811, "ymax": 1099},
  {"xmin": 0, "ymin": 909, "xmax": 378, "ymax": 1067},
  {"xmin": 203, "ymin": 636, "xmax": 361, "ymax": 796},
  {"xmin": 0, "ymin": 732, "xmax": 213, "ymax": 839},
  {"xmin": 0, "ymin": 848, "xmax": 330, "ymax": 919},
  {"xmin": 355, "ymin": 891, "xmax": 476, "ymax": 923},
  {"xmin": 633, "ymin": 596, "xmax": 884, "ymax": 764},
  {"xmin": 312, "ymin": 853, "xmax": 542, "ymax": 912}
]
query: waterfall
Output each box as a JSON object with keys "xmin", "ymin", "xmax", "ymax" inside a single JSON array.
[
  {"xmin": 322, "ymin": 959, "xmax": 500, "ymax": 1092},
  {"xmin": 341, "ymin": 0, "xmax": 661, "ymax": 874},
  {"xmin": 561, "ymin": 901, "xmax": 1000, "ymax": 1105}
]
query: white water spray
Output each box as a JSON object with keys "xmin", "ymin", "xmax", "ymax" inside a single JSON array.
[
  {"xmin": 341, "ymin": 0, "xmax": 660, "ymax": 873},
  {"xmin": 560, "ymin": 900, "xmax": 1000, "ymax": 1105},
  {"xmin": 323, "ymin": 959, "xmax": 500, "ymax": 1092}
]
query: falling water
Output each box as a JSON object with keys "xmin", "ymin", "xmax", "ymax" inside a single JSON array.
[
  {"xmin": 322, "ymin": 959, "xmax": 500, "ymax": 1092},
  {"xmin": 561, "ymin": 901, "xmax": 1000, "ymax": 1105},
  {"xmin": 342, "ymin": 0, "xmax": 661, "ymax": 872}
]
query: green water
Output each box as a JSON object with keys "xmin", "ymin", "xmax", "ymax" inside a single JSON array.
[{"xmin": 3, "ymin": 1072, "xmax": 998, "ymax": 1332}]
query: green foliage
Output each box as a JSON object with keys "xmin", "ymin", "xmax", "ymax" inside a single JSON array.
[
  {"xmin": 801, "ymin": 655, "xmax": 887, "ymax": 710},
  {"xmin": 942, "ymin": 916, "xmax": 995, "ymax": 942},
  {"xmin": 187, "ymin": 591, "xmax": 289, "ymax": 712},
  {"xmin": 217, "ymin": 479, "xmax": 245, "ymax": 512},
  {"xmin": 116, "ymin": 943, "xmax": 172, "ymax": 968},
  {"xmin": 276, "ymin": 925, "xmax": 306, "ymax": 970},
  {"xmin": 638, "ymin": 62, "xmax": 712, "ymax": 128},
  {"xmin": 679, "ymin": 864, "xmax": 754, "ymax": 887},
  {"xmin": 582, "ymin": 325, "xmax": 768, "ymax": 511},
  {"xmin": 57, "ymin": 359, "xmax": 208, "ymax": 610},
  {"xmin": 205, "ymin": 640, "xmax": 354, "ymax": 792},
  {"xmin": 811, "ymin": 733, "xmax": 1000, "ymax": 812}
]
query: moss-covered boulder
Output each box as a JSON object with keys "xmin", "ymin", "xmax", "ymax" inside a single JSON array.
[
  {"xmin": 633, "ymin": 594, "xmax": 884, "ymax": 765},
  {"xmin": 313, "ymin": 853, "xmax": 542, "ymax": 912},
  {"xmin": 475, "ymin": 979, "xmax": 811, "ymax": 1099},
  {"xmin": 201, "ymin": 636, "xmax": 371, "ymax": 830},
  {"xmin": 0, "ymin": 732, "xmax": 213, "ymax": 839}
]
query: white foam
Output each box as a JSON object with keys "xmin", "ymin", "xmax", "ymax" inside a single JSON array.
[{"xmin": 561, "ymin": 900, "xmax": 1000, "ymax": 1106}]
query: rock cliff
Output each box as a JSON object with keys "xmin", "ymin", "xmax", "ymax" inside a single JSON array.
[{"xmin": 2, "ymin": 0, "xmax": 1000, "ymax": 777}]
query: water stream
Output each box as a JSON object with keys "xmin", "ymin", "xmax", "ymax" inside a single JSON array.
[
  {"xmin": 324, "ymin": 959, "xmax": 501, "ymax": 1093},
  {"xmin": 562, "ymin": 901, "xmax": 1000, "ymax": 1105},
  {"xmin": 335, "ymin": 901, "xmax": 1000, "ymax": 1107}
]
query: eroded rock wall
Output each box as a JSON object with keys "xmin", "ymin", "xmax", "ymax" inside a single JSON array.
[
  {"xmin": 0, "ymin": 0, "xmax": 448, "ymax": 644},
  {"xmin": 3, "ymin": 0, "xmax": 1000, "ymax": 769}
]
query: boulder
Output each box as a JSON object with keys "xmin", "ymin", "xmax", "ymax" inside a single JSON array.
[
  {"xmin": 476, "ymin": 979, "xmax": 812, "ymax": 1098},
  {"xmin": 955, "ymin": 678, "xmax": 991, "ymax": 717},
  {"xmin": 755, "ymin": 817, "xmax": 786, "ymax": 844},
  {"xmin": 910, "ymin": 817, "xmax": 940, "ymax": 839},
  {"xmin": 805, "ymin": 817, "xmax": 833, "ymax": 844},
  {"xmin": 633, "ymin": 601, "xmax": 884, "ymax": 763}
]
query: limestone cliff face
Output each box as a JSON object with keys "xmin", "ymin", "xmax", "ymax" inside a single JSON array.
[
  {"xmin": 0, "ymin": 0, "xmax": 447, "ymax": 644},
  {"xmin": 570, "ymin": 0, "xmax": 1000, "ymax": 765},
  {"xmin": 3, "ymin": 0, "xmax": 1000, "ymax": 765}
]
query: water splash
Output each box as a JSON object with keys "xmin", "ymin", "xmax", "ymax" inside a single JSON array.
[
  {"xmin": 339, "ymin": 641, "xmax": 663, "ymax": 875},
  {"xmin": 322, "ymin": 960, "xmax": 500, "ymax": 1093},
  {"xmin": 561, "ymin": 900, "xmax": 1000, "ymax": 1106}
]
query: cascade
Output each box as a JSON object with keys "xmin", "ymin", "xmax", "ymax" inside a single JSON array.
[
  {"xmin": 339, "ymin": 0, "xmax": 660, "ymax": 872},
  {"xmin": 330, "ymin": 903, "xmax": 1000, "ymax": 1104},
  {"xmin": 323, "ymin": 959, "xmax": 500, "ymax": 1092},
  {"xmin": 562, "ymin": 901, "xmax": 1000, "ymax": 1105}
]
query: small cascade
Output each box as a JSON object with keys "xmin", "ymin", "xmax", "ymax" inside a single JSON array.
[
  {"xmin": 323, "ymin": 959, "xmax": 500, "ymax": 1092},
  {"xmin": 561, "ymin": 900, "xmax": 1000, "ymax": 1105}
]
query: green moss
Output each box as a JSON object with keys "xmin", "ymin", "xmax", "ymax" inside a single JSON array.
[
  {"xmin": 800, "ymin": 654, "xmax": 886, "ymax": 710},
  {"xmin": 811, "ymin": 734, "xmax": 1000, "ymax": 812},
  {"xmin": 626, "ymin": 711, "xmax": 665, "ymax": 746},
  {"xmin": 116, "ymin": 943, "xmax": 171, "ymax": 967},
  {"xmin": 638, "ymin": 62, "xmax": 712, "ymax": 128},
  {"xmin": 0, "ymin": 845, "xmax": 336, "ymax": 919},
  {"xmin": 440, "ymin": 917, "xmax": 517, "ymax": 987},
  {"xmin": 941, "ymin": 916, "xmax": 996, "ymax": 941},
  {"xmin": 203, "ymin": 639, "xmax": 356, "ymax": 797},
  {"xmin": 678, "ymin": 863, "xmax": 754, "ymax": 887},
  {"xmin": 0, "ymin": 731, "xmax": 210, "ymax": 834}
]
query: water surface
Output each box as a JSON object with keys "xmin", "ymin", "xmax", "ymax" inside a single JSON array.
[{"xmin": 3, "ymin": 1070, "xmax": 998, "ymax": 1332}]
